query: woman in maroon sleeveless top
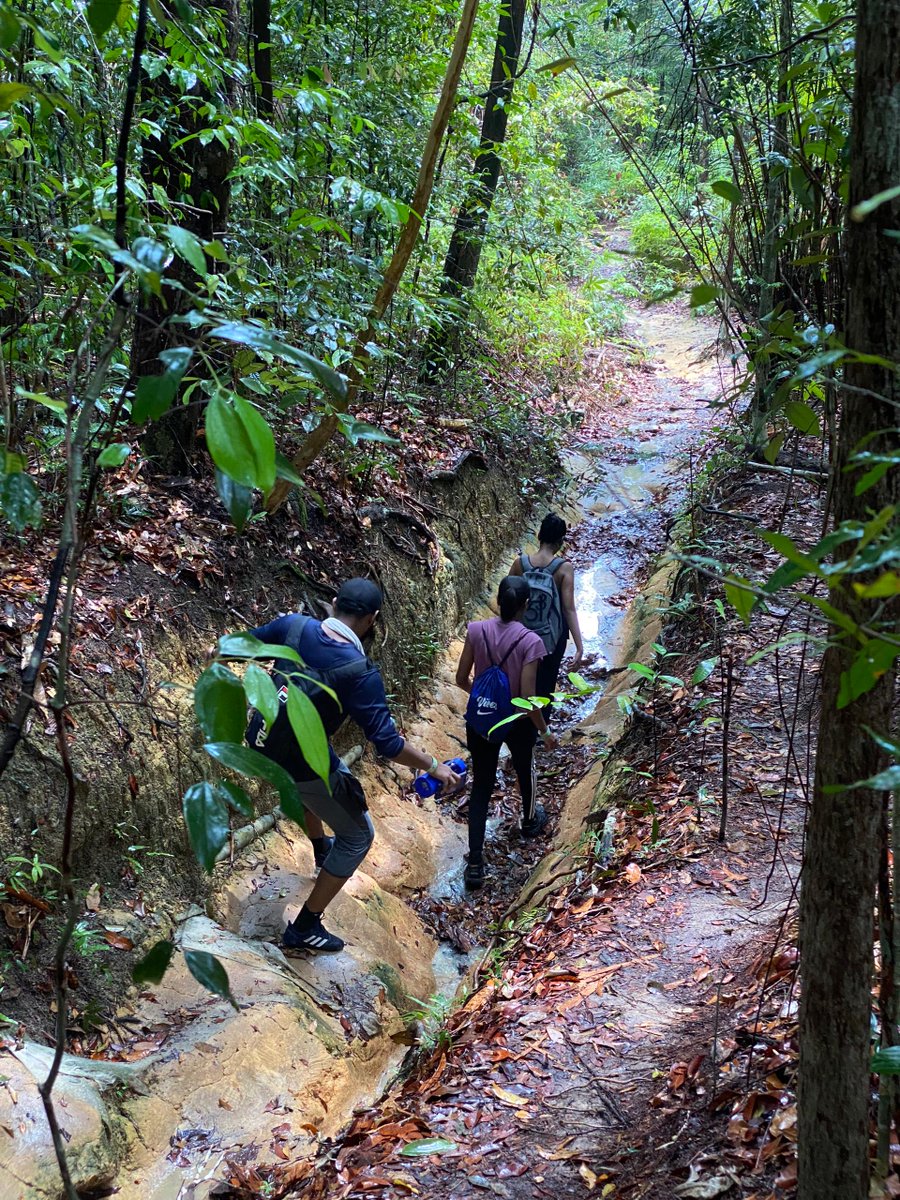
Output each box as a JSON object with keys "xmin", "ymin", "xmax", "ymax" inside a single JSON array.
[{"xmin": 455, "ymin": 577, "xmax": 558, "ymax": 890}]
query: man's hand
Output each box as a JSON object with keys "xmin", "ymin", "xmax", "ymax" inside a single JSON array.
[
  {"xmin": 570, "ymin": 650, "xmax": 586, "ymax": 672},
  {"xmin": 432, "ymin": 761, "xmax": 461, "ymax": 787},
  {"xmin": 540, "ymin": 731, "xmax": 559, "ymax": 751}
]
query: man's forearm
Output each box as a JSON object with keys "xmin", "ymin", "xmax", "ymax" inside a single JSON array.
[{"xmin": 392, "ymin": 741, "xmax": 438, "ymax": 772}]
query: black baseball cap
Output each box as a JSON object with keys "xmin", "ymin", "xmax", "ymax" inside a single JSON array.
[{"xmin": 334, "ymin": 578, "xmax": 383, "ymax": 616}]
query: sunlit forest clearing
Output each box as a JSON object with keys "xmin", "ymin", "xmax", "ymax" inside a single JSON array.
[{"xmin": 0, "ymin": 0, "xmax": 897, "ymax": 1197}]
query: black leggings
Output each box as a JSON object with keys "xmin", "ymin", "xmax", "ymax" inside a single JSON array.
[{"xmin": 465, "ymin": 720, "xmax": 537, "ymax": 863}]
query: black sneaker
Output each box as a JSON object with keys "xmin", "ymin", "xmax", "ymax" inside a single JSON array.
[
  {"xmin": 521, "ymin": 804, "xmax": 548, "ymax": 838},
  {"xmin": 283, "ymin": 914, "xmax": 344, "ymax": 953},
  {"xmin": 312, "ymin": 835, "xmax": 334, "ymax": 869},
  {"xmin": 464, "ymin": 860, "xmax": 485, "ymax": 890}
]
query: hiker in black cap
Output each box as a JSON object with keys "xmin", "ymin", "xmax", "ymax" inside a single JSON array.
[{"xmin": 244, "ymin": 579, "xmax": 460, "ymax": 953}]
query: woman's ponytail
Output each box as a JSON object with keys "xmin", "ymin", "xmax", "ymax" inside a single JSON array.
[{"xmin": 498, "ymin": 575, "xmax": 530, "ymax": 622}]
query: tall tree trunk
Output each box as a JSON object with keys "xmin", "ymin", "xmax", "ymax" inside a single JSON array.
[
  {"xmin": 137, "ymin": 0, "xmax": 239, "ymax": 474},
  {"xmin": 442, "ymin": 0, "xmax": 527, "ymax": 296},
  {"xmin": 751, "ymin": 0, "xmax": 792, "ymax": 444},
  {"xmin": 251, "ymin": 0, "xmax": 274, "ymax": 118},
  {"xmin": 797, "ymin": 0, "xmax": 900, "ymax": 1194},
  {"xmin": 265, "ymin": 0, "xmax": 481, "ymax": 511},
  {"xmin": 419, "ymin": 0, "xmax": 527, "ymax": 379}
]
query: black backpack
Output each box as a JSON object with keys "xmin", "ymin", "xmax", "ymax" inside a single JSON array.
[{"xmin": 246, "ymin": 615, "xmax": 368, "ymax": 770}]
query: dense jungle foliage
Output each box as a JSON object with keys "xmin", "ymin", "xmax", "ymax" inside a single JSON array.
[{"xmin": 0, "ymin": 0, "xmax": 897, "ymax": 1196}]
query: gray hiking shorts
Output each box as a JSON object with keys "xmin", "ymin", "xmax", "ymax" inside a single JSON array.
[{"xmin": 296, "ymin": 763, "xmax": 375, "ymax": 879}]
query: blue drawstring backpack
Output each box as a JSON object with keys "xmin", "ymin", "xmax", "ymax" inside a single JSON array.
[{"xmin": 466, "ymin": 626, "xmax": 527, "ymax": 742}]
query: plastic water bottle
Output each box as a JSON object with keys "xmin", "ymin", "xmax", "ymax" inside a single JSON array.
[{"xmin": 413, "ymin": 757, "xmax": 468, "ymax": 799}]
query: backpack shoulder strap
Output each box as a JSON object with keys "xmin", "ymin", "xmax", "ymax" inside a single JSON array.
[
  {"xmin": 480, "ymin": 623, "xmax": 495, "ymax": 668},
  {"xmin": 282, "ymin": 613, "xmax": 312, "ymax": 656},
  {"xmin": 325, "ymin": 653, "xmax": 370, "ymax": 682},
  {"xmin": 498, "ymin": 631, "xmax": 528, "ymax": 669},
  {"xmin": 548, "ymin": 556, "xmax": 565, "ymax": 576}
]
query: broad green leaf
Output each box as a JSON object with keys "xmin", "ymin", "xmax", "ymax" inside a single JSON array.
[
  {"xmin": 0, "ymin": 9, "xmax": 21, "ymax": 49},
  {"xmin": 97, "ymin": 442, "xmax": 130, "ymax": 468},
  {"xmin": 159, "ymin": 346, "xmax": 193, "ymax": 375},
  {"xmin": 851, "ymin": 185, "xmax": 900, "ymax": 222},
  {"xmin": 790, "ymin": 349, "xmax": 845, "ymax": 382},
  {"xmin": 857, "ymin": 505, "xmax": 895, "ymax": 555},
  {"xmin": 566, "ymin": 671, "xmax": 594, "ymax": 694},
  {"xmin": 853, "ymin": 571, "xmax": 900, "ymax": 598},
  {"xmin": 864, "ymin": 727, "xmax": 900, "ymax": 757},
  {"xmin": 690, "ymin": 284, "xmax": 717, "ymax": 308},
  {"xmin": 784, "ymin": 400, "xmax": 822, "ymax": 436},
  {"xmin": 838, "ymin": 639, "xmax": 900, "ymax": 709},
  {"xmin": 184, "ymin": 949, "xmax": 237, "ymax": 1008},
  {"xmin": 761, "ymin": 531, "xmax": 821, "ymax": 578},
  {"xmin": 828, "ymin": 765, "xmax": 900, "ymax": 794},
  {"xmin": 724, "ymin": 575, "xmax": 755, "ymax": 625},
  {"xmin": 182, "ymin": 781, "xmax": 230, "ymax": 871},
  {"xmin": 511, "ymin": 697, "xmax": 535, "ymax": 709},
  {"xmin": 337, "ymin": 417, "xmax": 401, "ymax": 447},
  {"xmin": 133, "ymin": 373, "xmax": 178, "ymax": 422},
  {"xmin": 872, "ymin": 1046, "xmax": 900, "ymax": 1074},
  {"xmin": 132, "ymin": 940, "xmax": 175, "ymax": 986},
  {"xmin": 209, "ymin": 321, "xmax": 346, "ymax": 401},
  {"xmin": 214, "ymin": 468, "xmax": 253, "ymax": 532},
  {"xmin": 855, "ymin": 460, "xmax": 893, "ymax": 495},
  {"xmin": 0, "ymin": 471, "xmax": 42, "ymax": 531},
  {"xmin": 133, "ymin": 236, "xmax": 171, "ymax": 274},
  {"xmin": 711, "ymin": 179, "xmax": 742, "ymax": 205},
  {"xmin": 165, "ymin": 224, "xmax": 207, "ymax": 274},
  {"xmin": 86, "ymin": 0, "xmax": 122, "ymax": 38},
  {"xmin": 243, "ymin": 662, "xmax": 279, "ymax": 727},
  {"xmin": 692, "ymin": 658, "xmax": 718, "ymax": 684},
  {"xmin": 857, "ymin": 765, "xmax": 900, "ymax": 790},
  {"xmin": 804, "ymin": 593, "xmax": 858, "ymax": 635},
  {"xmin": 538, "ymin": 56, "xmax": 576, "ymax": 75},
  {"xmin": 400, "ymin": 1137, "xmax": 458, "ymax": 1157},
  {"xmin": 194, "ymin": 663, "xmax": 247, "ymax": 743},
  {"xmin": 286, "ymin": 683, "xmax": 330, "ymax": 785},
  {"xmin": 277, "ymin": 785, "xmax": 308, "ymax": 832},
  {"xmin": 15, "ymin": 389, "xmax": 66, "ymax": 415},
  {"xmin": 275, "ymin": 452, "xmax": 305, "ymax": 486},
  {"xmin": 218, "ymin": 779, "xmax": 253, "ymax": 817},
  {"xmin": 206, "ymin": 390, "xmax": 276, "ymax": 494},
  {"xmin": 216, "ymin": 633, "xmax": 303, "ymax": 664},
  {"xmin": 488, "ymin": 712, "xmax": 526, "ymax": 736},
  {"xmin": 629, "ymin": 661, "xmax": 656, "ymax": 680},
  {"xmin": 764, "ymin": 432, "xmax": 785, "ymax": 464},
  {"xmin": 0, "ymin": 83, "xmax": 29, "ymax": 111},
  {"xmin": 204, "ymin": 742, "xmax": 299, "ymax": 807}
]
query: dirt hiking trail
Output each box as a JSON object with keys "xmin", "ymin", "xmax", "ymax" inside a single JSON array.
[{"xmin": 218, "ymin": 236, "xmax": 815, "ymax": 1200}]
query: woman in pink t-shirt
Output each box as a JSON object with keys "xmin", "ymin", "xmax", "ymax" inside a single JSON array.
[{"xmin": 455, "ymin": 576, "xmax": 558, "ymax": 890}]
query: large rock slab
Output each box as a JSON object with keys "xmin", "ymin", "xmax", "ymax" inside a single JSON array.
[{"xmin": 1, "ymin": 868, "xmax": 438, "ymax": 1200}]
